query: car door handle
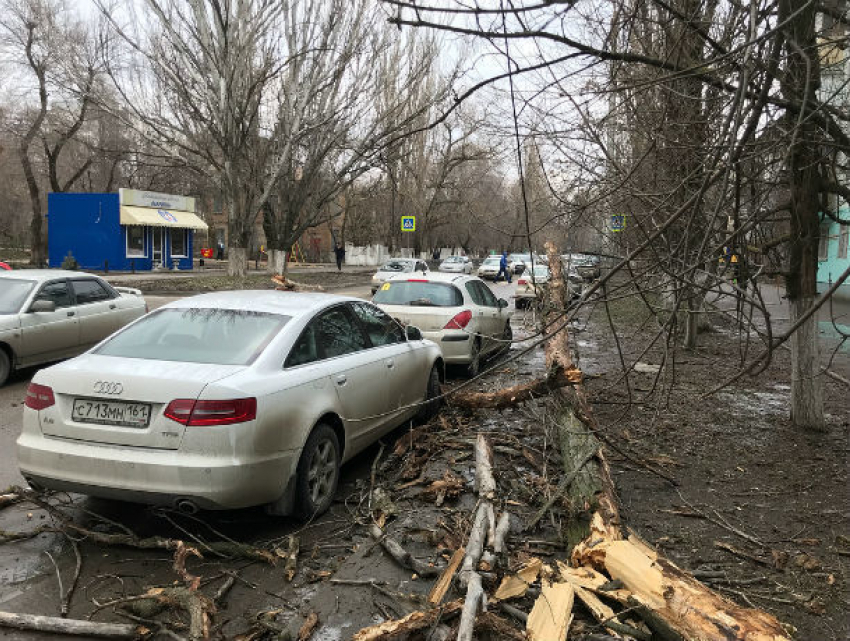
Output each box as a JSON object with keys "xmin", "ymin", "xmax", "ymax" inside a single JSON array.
[
  {"xmin": 385, "ymin": 359, "xmax": 395, "ymax": 369},
  {"xmin": 67, "ymin": 311, "xmax": 75, "ymax": 317},
  {"xmin": 335, "ymin": 375, "xmax": 347, "ymax": 386},
  {"xmin": 109, "ymin": 304, "xmax": 116, "ymax": 309}
]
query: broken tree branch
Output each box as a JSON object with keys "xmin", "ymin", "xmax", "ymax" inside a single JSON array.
[
  {"xmin": 368, "ymin": 523, "xmax": 439, "ymax": 578},
  {"xmin": 449, "ymin": 366, "xmax": 583, "ymax": 409},
  {"xmin": 0, "ymin": 612, "xmax": 142, "ymax": 638}
]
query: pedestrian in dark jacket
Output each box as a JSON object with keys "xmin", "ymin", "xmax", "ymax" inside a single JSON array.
[
  {"xmin": 496, "ymin": 251, "xmax": 511, "ymax": 283},
  {"xmin": 334, "ymin": 243, "xmax": 346, "ymax": 271}
]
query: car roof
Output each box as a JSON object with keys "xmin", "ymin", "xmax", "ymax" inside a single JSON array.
[
  {"xmin": 386, "ymin": 272, "xmax": 472, "ymax": 284},
  {"xmin": 162, "ymin": 290, "xmax": 361, "ymax": 319},
  {"xmin": 0, "ymin": 269, "xmax": 100, "ymax": 282},
  {"xmin": 381, "ymin": 257, "xmax": 417, "ymax": 264}
]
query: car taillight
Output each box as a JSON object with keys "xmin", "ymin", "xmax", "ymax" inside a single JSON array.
[
  {"xmin": 25, "ymin": 383, "xmax": 55, "ymax": 410},
  {"xmin": 517, "ymin": 278, "xmax": 527, "ymax": 285},
  {"xmin": 444, "ymin": 310, "xmax": 472, "ymax": 330},
  {"xmin": 164, "ymin": 398, "xmax": 257, "ymax": 426}
]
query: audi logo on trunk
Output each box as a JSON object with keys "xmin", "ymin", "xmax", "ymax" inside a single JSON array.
[{"xmin": 93, "ymin": 381, "xmax": 123, "ymax": 395}]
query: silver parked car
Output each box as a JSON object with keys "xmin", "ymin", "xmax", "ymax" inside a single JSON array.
[
  {"xmin": 0, "ymin": 270, "xmax": 146, "ymax": 385},
  {"xmin": 18, "ymin": 291, "xmax": 443, "ymax": 518},
  {"xmin": 438, "ymin": 256, "xmax": 473, "ymax": 274}
]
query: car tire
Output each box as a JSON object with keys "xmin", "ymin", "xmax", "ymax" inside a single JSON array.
[
  {"xmin": 466, "ymin": 338, "xmax": 481, "ymax": 378},
  {"xmin": 417, "ymin": 364, "xmax": 441, "ymax": 421},
  {"xmin": 0, "ymin": 349, "xmax": 11, "ymax": 387},
  {"xmin": 294, "ymin": 424, "xmax": 340, "ymax": 520}
]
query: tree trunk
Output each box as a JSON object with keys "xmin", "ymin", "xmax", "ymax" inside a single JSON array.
[
  {"xmin": 780, "ymin": 0, "xmax": 825, "ymax": 430},
  {"xmin": 22, "ymin": 150, "xmax": 44, "ymax": 266},
  {"xmin": 789, "ymin": 297, "xmax": 825, "ymax": 430},
  {"xmin": 267, "ymin": 249, "xmax": 287, "ymax": 276},
  {"xmin": 227, "ymin": 247, "xmax": 248, "ymax": 278}
]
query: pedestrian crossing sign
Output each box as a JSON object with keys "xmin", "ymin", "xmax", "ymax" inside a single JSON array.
[
  {"xmin": 401, "ymin": 216, "xmax": 416, "ymax": 232},
  {"xmin": 611, "ymin": 214, "xmax": 626, "ymax": 232}
]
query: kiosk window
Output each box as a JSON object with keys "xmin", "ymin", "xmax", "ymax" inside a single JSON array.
[
  {"xmin": 127, "ymin": 227, "xmax": 145, "ymax": 257},
  {"xmin": 171, "ymin": 229, "xmax": 188, "ymax": 257}
]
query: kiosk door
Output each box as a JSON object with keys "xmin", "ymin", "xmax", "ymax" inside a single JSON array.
[{"xmin": 152, "ymin": 228, "xmax": 165, "ymax": 267}]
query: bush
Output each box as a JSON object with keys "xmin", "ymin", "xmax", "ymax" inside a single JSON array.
[{"xmin": 61, "ymin": 252, "xmax": 79, "ymax": 270}]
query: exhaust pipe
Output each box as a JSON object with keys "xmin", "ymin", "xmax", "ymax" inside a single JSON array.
[{"xmin": 175, "ymin": 499, "xmax": 200, "ymax": 515}]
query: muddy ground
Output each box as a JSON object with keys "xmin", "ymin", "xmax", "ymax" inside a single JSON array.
[{"xmin": 0, "ymin": 281, "xmax": 847, "ymax": 640}]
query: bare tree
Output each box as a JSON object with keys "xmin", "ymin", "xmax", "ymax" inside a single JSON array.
[
  {"xmin": 0, "ymin": 0, "xmax": 101, "ymax": 264},
  {"xmin": 384, "ymin": 0, "xmax": 850, "ymax": 430}
]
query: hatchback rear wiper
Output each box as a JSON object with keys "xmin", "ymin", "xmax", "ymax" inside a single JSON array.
[{"xmin": 407, "ymin": 298, "xmax": 435, "ymax": 306}]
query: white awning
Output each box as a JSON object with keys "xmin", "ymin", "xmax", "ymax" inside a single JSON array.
[{"xmin": 120, "ymin": 205, "xmax": 208, "ymax": 230}]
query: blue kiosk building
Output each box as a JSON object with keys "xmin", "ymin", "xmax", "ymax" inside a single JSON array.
[{"xmin": 48, "ymin": 188, "xmax": 208, "ymax": 271}]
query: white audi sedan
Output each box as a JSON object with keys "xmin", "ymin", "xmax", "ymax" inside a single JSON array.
[
  {"xmin": 17, "ymin": 291, "xmax": 443, "ymax": 519},
  {"xmin": 373, "ymin": 273, "xmax": 512, "ymax": 377},
  {"xmin": 0, "ymin": 270, "xmax": 146, "ymax": 386}
]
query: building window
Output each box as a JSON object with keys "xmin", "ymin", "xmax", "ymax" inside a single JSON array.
[
  {"xmin": 839, "ymin": 224, "xmax": 849, "ymax": 260},
  {"xmin": 818, "ymin": 225, "xmax": 831, "ymax": 261},
  {"xmin": 126, "ymin": 226, "xmax": 145, "ymax": 257},
  {"xmin": 171, "ymin": 229, "xmax": 188, "ymax": 257}
]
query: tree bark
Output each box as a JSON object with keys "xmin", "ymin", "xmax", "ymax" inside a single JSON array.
[
  {"xmin": 789, "ymin": 297, "xmax": 825, "ymax": 429},
  {"xmin": 227, "ymin": 247, "xmax": 248, "ymax": 278}
]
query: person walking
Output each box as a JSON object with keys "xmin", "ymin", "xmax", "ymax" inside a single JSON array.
[
  {"xmin": 334, "ymin": 242, "xmax": 346, "ymax": 272},
  {"xmin": 496, "ymin": 251, "xmax": 511, "ymax": 284}
]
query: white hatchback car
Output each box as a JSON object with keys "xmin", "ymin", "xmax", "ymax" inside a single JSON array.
[
  {"xmin": 17, "ymin": 291, "xmax": 443, "ymax": 518},
  {"xmin": 371, "ymin": 258, "xmax": 430, "ymax": 293},
  {"xmin": 373, "ymin": 273, "xmax": 512, "ymax": 377},
  {"xmin": 0, "ymin": 270, "xmax": 146, "ymax": 385},
  {"xmin": 438, "ymin": 256, "xmax": 473, "ymax": 274}
]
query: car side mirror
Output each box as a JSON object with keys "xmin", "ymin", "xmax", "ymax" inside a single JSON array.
[
  {"xmin": 29, "ymin": 299, "xmax": 56, "ymax": 313},
  {"xmin": 497, "ymin": 298, "xmax": 509, "ymax": 309},
  {"xmin": 406, "ymin": 325, "xmax": 423, "ymax": 341}
]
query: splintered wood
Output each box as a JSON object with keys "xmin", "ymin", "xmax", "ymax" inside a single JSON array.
[
  {"xmin": 574, "ymin": 536, "xmax": 792, "ymax": 641},
  {"xmin": 526, "ymin": 581, "xmax": 574, "ymax": 641}
]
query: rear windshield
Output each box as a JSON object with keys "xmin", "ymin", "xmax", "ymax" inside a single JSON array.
[
  {"xmin": 96, "ymin": 308, "xmax": 290, "ymax": 365},
  {"xmin": 0, "ymin": 278, "xmax": 35, "ymax": 314},
  {"xmin": 379, "ymin": 261, "xmax": 413, "ymax": 273},
  {"xmin": 373, "ymin": 281, "xmax": 463, "ymax": 307},
  {"xmin": 482, "ymin": 258, "xmax": 500, "ymax": 265}
]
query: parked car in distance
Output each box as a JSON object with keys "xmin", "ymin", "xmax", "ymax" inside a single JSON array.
[
  {"xmin": 477, "ymin": 256, "xmax": 501, "ymax": 280},
  {"xmin": 373, "ymin": 272, "xmax": 512, "ymax": 377},
  {"xmin": 17, "ymin": 291, "xmax": 444, "ymax": 519},
  {"xmin": 371, "ymin": 258, "xmax": 430, "ymax": 293},
  {"xmin": 508, "ymin": 253, "xmax": 545, "ymax": 275},
  {"xmin": 438, "ymin": 255, "xmax": 473, "ymax": 274},
  {"xmin": 562, "ymin": 253, "xmax": 601, "ymax": 281},
  {"xmin": 515, "ymin": 265, "xmax": 582, "ymax": 309},
  {"xmin": 0, "ymin": 270, "xmax": 146, "ymax": 386}
]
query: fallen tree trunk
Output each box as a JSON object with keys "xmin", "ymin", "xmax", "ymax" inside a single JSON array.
[
  {"xmin": 0, "ymin": 612, "xmax": 142, "ymax": 638},
  {"xmin": 573, "ymin": 534, "xmax": 792, "ymax": 641}
]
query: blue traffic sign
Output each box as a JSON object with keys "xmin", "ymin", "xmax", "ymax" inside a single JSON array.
[
  {"xmin": 401, "ymin": 216, "xmax": 416, "ymax": 232},
  {"xmin": 611, "ymin": 215, "xmax": 626, "ymax": 232}
]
